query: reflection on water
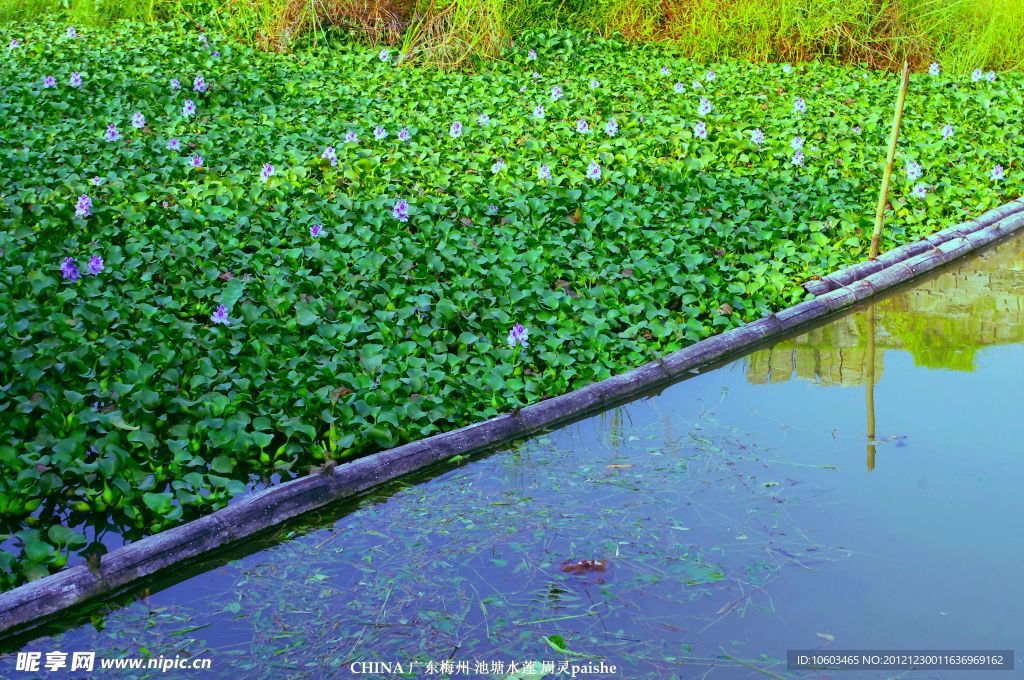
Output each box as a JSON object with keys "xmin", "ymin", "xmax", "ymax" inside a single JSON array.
[
  {"xmin": 4, "ymin": 236, "xmax": 1024, "ymax": 679},
  {"xmin": 746, "ymin": 236, "xmax": 1024, "ymax": 385}
]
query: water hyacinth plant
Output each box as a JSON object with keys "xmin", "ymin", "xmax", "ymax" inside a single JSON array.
[
  {"xmin": 392, "ymin": 199, "xmax": 409, "ymax": 222},
  {"xmin": 74, "ymin": 193, "xmax": 92, "ymax": 218},
  {"xmin": 210, "ymin": 305, "xmax": 230, "ymax": 325},
  {"xmin": 507, "ymin": 322, "xmax": 529, "ymax": 349},
  {"xmin": 1, "ymin": 18, "xmax": 1023, "ymax": 589}
]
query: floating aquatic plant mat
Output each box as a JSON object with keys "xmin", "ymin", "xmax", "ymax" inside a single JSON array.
[{"xmin": 10, "ymin": 409, "xmax": 849, "ymax": 678}]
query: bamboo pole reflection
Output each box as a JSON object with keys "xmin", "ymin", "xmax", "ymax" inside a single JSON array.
[{"xmin": 865, "ymin": 303, "xmax": 877, "ymax": 472}]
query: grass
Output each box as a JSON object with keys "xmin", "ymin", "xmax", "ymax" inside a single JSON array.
[
  {"xmin": 0, "ymin": 18, "xmax": 1021, "ymax": 586},
  {"xmin": 3, "ymin": 0, "xmax": 1023, "ymax": 70}
]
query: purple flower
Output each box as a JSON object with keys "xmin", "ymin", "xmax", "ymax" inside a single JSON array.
[
  {"xmin": 91, "ymin": 176, "xmax": 103, "ymax": 186},
  {"xmin": 378, "ymin": 48, "xmax": 390, "ymax": 62},
  {"xmin": 527, "ymin": 49, "xmax": 537, "ymax": 61},
  {"xmin": 991, "ymin": 164, "xmax": 1006, "ymax": 182},
  {"xmin": 61, "ymin": 257, "xmax": 80, "ymax": 282},
  {"xmin": 905, "ymin": 160, "xmax": 923, "ymax": 181},
  {"xmin": 794, "ymin": 97, "xmax": 807, "ymax": 114},
  {"xmin": 692, "ymin": 80, "xmax": 703, "ymax": 89},
  {"xmin": 43, "ymin": 75, "xmax": 56, "ymax": 88},
  {"xmin": 929, "ymin": 62, "xmax": 940, "ymax": 76},
  {"xmin": 941, "ymin": 124, "xmax": 954, "ymax": 140},
  {"xmin": 344, "ymin": 131, "xmax": 358, "ymax": 144},
  {"xmin": 66, "ymin": 26, "xmax": 77, "ymax": 38},
  {"xmin": 971, "ymin": 68, "xmax": 983, "ymax": 82},
  {"xmin": 693, "ymin": 121, "xmax": 708, "ymax": 139},
  {"xmin": 449, "ymin": 121, "xmax": 463, "ymax": 138},
  {"xmin": 87, "ymin": 254, "xmax": 104, "ymax": 275},
  {"xmin": 790, "ymin": 135, "xmax": 804, "ymax": 151},
  {"xmin": 70, "ymin": 72, "xmax": 83, "ymax": 87},
  {"xmin": 260, "ymin": 162, "xmax": 273, "ymax": 183},
  {"xmin": 210, "ymin": 305, "xmax": 230, "ymax": 325},
  {"xmin": 132, "ymin": 111, "xmax": 146, "ymax": 129},
  {"xmin": 198, "ymin": 34, "xmax": 208, "ymax": 46},
  {"xmin": 912, "ymin": 183, "xmax": 928, "ymax": 199},
  {"xmin": 398, "ymin": 127, "xmax": 410, "ymax": 141},
  {"xmin": 486, "ymin": 203, "xmax": 499, "ymax": 216},
  {"xmin": 392, "ymin": 199, "xmax": 409, "ymax": 222},
  {"xmin": 782, "ymin": 64, "xmax": 793, "ymax": 74},
  {"xmin": 750, "ymin": 128, "xmax": 765, "ymax": 147},
  {"xmin": 792, "ymin": 150, "xmax": 805, "ymax": 167},
  {"xmin": 532, "ymin": 104, "xmax": 545, "ymax": 119},
  {"xmin": 673, "ymin": 82, "xmax": 685, "ymax": 94},
  {"xmin": 477, "ymin": 113, "xmax": 491, "ymax": 126},
  {"xmin": 75, "ymin": 193, "xmax": 92, "ymax": 218},
  {"xmin": 373, "ymin": 126, "xmax": 387, "ymax": 141},
  {"xmin": 507, "ymin": 323, "xmax": 529, "ymax": 348},
  {"xmin": 537, "ymin": 163, "xmax": 551, "ymax": 180},
  {"xmin": 322, "ymin": 146, "xmax": 337, "ymax": 165},
  {"xmin": 697, "ymin": 98, "xmax": 712, "ymax": 116},
  {"xmin": 491, "ymin": 159, "xmax": 506, "ymax": 174},
  {"xmin": 550, "ymin": 85, "xmax": 563, "ymax": 101},
  {"xmin": 660, "ymin": 65, "xmax": 670, "ymax": 76},
  {"xmin": 705, "ymin": 70, "xmax": 716, "ymax": 81},
  {"xmin": 853, "ymin": 125, "xmax": 862, "ymax": 135},
  {"xmin": 182, "ymin": 99, "xmax": 196, "ymax": 117},
  {"xmin": 604, "ymin": 118, "xmax": 618, "ymax": 137},
  {"xmin": 212, "ymin": 51, "xmax": 220, "ymax": 58},
  {"xmin": 104, "ymin": 124, "xmax": 120, "ymax": 142},
  {"xmin": 986, "ymin": 70, "xmax": 996, "ymax": 82},
  {"xmin": 193, "ymin": 74, "xmax": 206, "ymax": 93},
  {"xmin": 575, "ymin": 118, "xmax": 590, "ymax": 134},
  {"xmin": 191, "ymin": 154, "xmax": 204, "ymax": 168},
  {"xmin": 8, "ymin": 38, "xmax": 19, "ymax": 49},
  {"xmin": 310, "ymin": 223, "xmax": 325, "ymax": 238},
  {"xmin": 586, "ymin": 161, "xmax": 601, "ymax": 180},
  {"xmin": 167, "ymin": 138, "xmax": 181, "ymax": 151},
  {"xmin": 170, "ymin": 78, "xmax": 181, "ymax": 91},
  {"xmin": 590, "ymin": 79, "xmax": 600, "ymax": 89}
]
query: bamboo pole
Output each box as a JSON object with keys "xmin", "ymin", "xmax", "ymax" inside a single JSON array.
[
  {"xmin": 865, "ymin": 304, "xmax": 877, "ymax": 472},
  {"xmin": 869, "ymin": 60, "xmax": 912, "ymax": 259}
]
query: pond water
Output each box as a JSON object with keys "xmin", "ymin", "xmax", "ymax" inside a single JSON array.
[{"xmin": 3, "ymin": 236, "xmax": 1024, "ymax": 679}]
